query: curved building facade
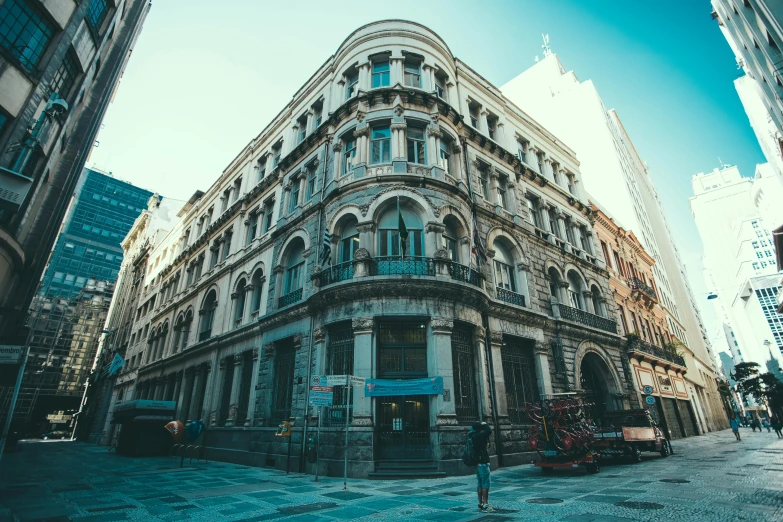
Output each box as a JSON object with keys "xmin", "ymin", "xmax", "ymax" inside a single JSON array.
[{"xmin": 109, "ymin": 21, "xmax": 635, "ymax": 477}]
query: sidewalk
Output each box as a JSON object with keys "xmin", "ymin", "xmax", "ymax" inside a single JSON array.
[{"xmin": 1, "ymin": 428, "xmax": 782, "ymax": 521}]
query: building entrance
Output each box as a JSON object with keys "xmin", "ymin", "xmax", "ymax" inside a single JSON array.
[{"xmin": 375, "ymin": 321, "xmax": 431, "ymax": 459}]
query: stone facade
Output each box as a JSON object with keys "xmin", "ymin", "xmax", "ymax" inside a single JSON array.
[{"xmin": 111, "ymin": 21, "xmax": 633, "ymax": 477}]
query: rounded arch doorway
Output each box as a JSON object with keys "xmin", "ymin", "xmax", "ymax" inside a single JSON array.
[{"xmin": 579, "ymin": 352, "xmax": 621, "ymax": 421}]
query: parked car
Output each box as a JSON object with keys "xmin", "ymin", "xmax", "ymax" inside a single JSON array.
[
  {"xmin": 41, "ymin": 430, "xmax": 70, "ymax": 440},
  {"xmin": 592, "ymin": 409, "xmax": 671, "ymax": 462}
]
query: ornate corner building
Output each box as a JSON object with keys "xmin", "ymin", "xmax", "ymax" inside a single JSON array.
[{"xmin": 105, "ymin": 21, "xmax": 637, "ymax": 477}]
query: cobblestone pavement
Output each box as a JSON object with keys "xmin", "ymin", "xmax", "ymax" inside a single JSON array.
[{"xmin": 1, "ymin": 428, "xmax": 782, "ymax": 521}]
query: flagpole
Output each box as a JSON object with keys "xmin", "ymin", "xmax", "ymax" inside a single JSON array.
[{"xmin": 397, "ymin": 196, "xmax": 401, "ymax": 258}]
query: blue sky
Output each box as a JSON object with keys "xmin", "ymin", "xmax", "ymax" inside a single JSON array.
[{"xmin": 89, "ymin": 0, "xmax": 764, "ymax": 350}]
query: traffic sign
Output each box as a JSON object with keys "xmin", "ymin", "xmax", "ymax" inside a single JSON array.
[
  {"xmin": 311, "ymin": 375, "xmax": 348, "ymax": 386},
  {"xmin": 642, "ymin": 385, "xmax": 654, "ymax": 395},
  {"xmin": 645, "ymin": 396, "xmax": 656, "ymax": 405},
  {"xmin": 349, "ymin": 376, "xmax": 365, "ymax": 387}
]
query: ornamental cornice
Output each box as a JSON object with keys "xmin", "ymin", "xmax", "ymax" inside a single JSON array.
[{"xmin": 359, "ymin": 184, "xmax": 441, "ymax": 218}]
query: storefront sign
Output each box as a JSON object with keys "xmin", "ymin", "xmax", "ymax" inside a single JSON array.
[
  {"xmin": 312, "ymin": 375, "xmax": 348, "ymax": 386},
  {"xmin": 365, "ymin": 377, "xmax": 444, "ymax": 397},
  {"xmin": 113, "ymin": 400, "xmax": 176, "ymax": 413},
  {"xmin": 309, "ymin": 385, "xmax": 334, "ymax": 407},
  {"xmin": 0, "ymin": 345, "xmax": 23, "ymax": 364},
  {"xmin": 657, "ymin": 374, "xmax": 673, "ymax": 394}
]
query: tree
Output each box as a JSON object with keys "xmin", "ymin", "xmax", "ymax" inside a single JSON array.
[{"xmin": 731, "ymin": 362, "xmax": 762, "ymax": 400}]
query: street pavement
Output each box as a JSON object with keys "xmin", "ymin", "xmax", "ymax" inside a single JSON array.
[{"xmin": 1, "ymin": 427, "xmax": 782, "ymax": 521}]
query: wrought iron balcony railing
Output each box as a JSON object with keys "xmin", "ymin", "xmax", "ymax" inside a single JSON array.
[
  {"xmin": 558, "ymin": 304, "xmax": 618, "ymax": 334},
  {"xmin": 496, "ymin": 287, "xmax": 526, "ymax": 307},
  {"xmin": 278, "ymin": 288, "xmax": 303, "ymax": 308},
  {"xmin": 628, "ymin": 277, "xmax": 657, "ymax": 301},
  {"xmin": 627, "ymin": 339, "xmax": 686, "ymax": 367},
  {"xmin": 370, "ymin": 256, "xmax": 436, "ymax": 277},
  {"xmin": 319, "ymin": 262, "xmax": 354, "ymax": 286},
  {"xmin": 448, "ymin": 261, "xmax": 482, "ymax": 287}
]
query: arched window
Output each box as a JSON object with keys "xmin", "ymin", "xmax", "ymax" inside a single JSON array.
[
  {"xmin": 284, "ymin": 239, "xmax": 305, "ymax": 296},
  {"xmin": 548, "ymin": 267, "xmax": 562, "ymax": 300},
  {"xmin": 493, "ymin": 241, "xmax": 516, "ymax": 292},
  {"xmin": 234, "ymin": 278, "xmax": 247, "ymax": 325},
  {"xmin": 339, "ymin": 220, "xmax": 359, "ymax": 263},
  {"xmin": 591, "ymin": 284, "xmax": 604, "ymax": 317},
  {"xmin": 160, "ymin": 323, "xmax": 169, "ymax": 357},
  {"xmin": 566, "ymin": 270, "xmax": 585, "ymax": 310},
  {"xmin": 378, "ymin": 204, "xmax": 424, "ymax": 257},
  {"xmin": 181, "ymin": 309, "xmax": 193, "ymax": 350},
  {"xmin": 442, "ymin": 216, "xmax": 461, "ymax": 262},
  {"xmin": 251, "ymin": 269, "xmax": 264, "ymax": 313},
  {"xmin": 199, "ymin": 290, "xmax": 217, "ymax": 341},
  {"xmin": 172, "ymin": 315, "xmax": 184, "ymax": 353}
]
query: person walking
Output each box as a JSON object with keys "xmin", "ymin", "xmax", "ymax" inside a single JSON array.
[
  {"xmin": 772, "ymin": 418, "xmax": 782, "ymax": 438},
  {"xmin": 469, "ymin": 421, "xmax": 493, "ymax": 512},
  {"xmin": 754, "ymin": 418, "xmax": 763, "ymax": 432},
  {"xmin": 762, "ymin": 418, "xmax": 771, "ymax": 433},
  {"xmin": 730, "ymin": 417, "xmax": 741, "ymax": 441}
]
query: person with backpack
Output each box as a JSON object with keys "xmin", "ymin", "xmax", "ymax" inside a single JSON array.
[{"xmin": 463, "ymin": 421, "xmax": 493, "ymax": 512}]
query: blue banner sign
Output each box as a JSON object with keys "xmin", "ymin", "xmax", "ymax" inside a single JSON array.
[{"xmin": 365, "ymin": 377, "xmax": 444, "ymax": 397}]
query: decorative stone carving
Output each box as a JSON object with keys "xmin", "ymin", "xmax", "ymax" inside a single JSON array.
[
  {"xmin": 353, "ymin": 127, "xmax": 370, "ymax": 138},
  {"xmin": 292, "ymin": 334, "xmax": 303, "ymax": 347},
  {"xmin": 359, "ymin": 184, "xmax": 441, "ymax": 217},
  {"xmin": 431, "ymin": 318, "xmax": 453, "ymax": 333},
  {"xmin": 352, "ymin": 317, "xmax": 374, "ymax": 333},
  {"xmin": 391, "ymin": 123, "xmax": 407, "ymax": 132},
  {"xmin": 490, "ymin": 331, "xmax": 504, "ymax": 345},
  {"xmin": 313, "ymin": 327, "xmax": 327, "ymax": 344},
  {"xmin": 231, "ymin": 292, "xmax": 238, "ymax": 299},
  {"xmin": 252, "ymin": 348, "xmax": 259, "ymax": 360},
  {"xmin": 233, "ymin": 354, "xmax": 243, "ymax": 365},
  {"xmin": 353, "ymin": 247, "xmax": 371, "ymax": 261},
  {"xmin": 332, "ymin": 140, "xmax": 343, "ymax": 153},
  {"xmin": 433, "ymin": 248, "xmax": 450, "ymax": 260},
  {"xmin": 273, "ymin": 264, "xmax": 285, "ymax": 274},
  {"xmin": 533, "ymin": 341, "xmax": 548, "ymax": 355},
  {"xmin": 356, "ymin": 223, "xmax": 375, "ymax": 233}
]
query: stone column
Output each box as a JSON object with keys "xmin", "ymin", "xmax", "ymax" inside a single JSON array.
[
  {"xmin": 356, "ymin": 223, "xmax": 375, "ymax": 255},
  {"xmin": 312, "ymin": 327, "xmax": 327, "ymax": 380},
  {"xmin": 422, "ymin": 64, "xmax": 435, "ymax": 91},
  {"xmin": 533, "ymin": 341, "xmax": 553, "ymax": 396},
  {"xmin": 451, "ymin": 141, "xmax": 463, "ymax": 182},
  {"xmin": 245, "ymin": 348, "xmax": 260, "ymax": 426},
  {"xmin": 433, "ymin": 248, "xmax": 451, "ymax": 278},
  {"xmin": 172, "ymin": 371, "xmax": 183, "ymax": 409},
  {"xmin": 242, "ymin": 283, "xmax": 254, "ymax": 323},
  {"xmin": 479, "ymin": 110, "xmax": 489, "ymax": 135},
  {"xmin": 558, "ymin": 281, "xmax": 570, "ymax": 308},
  {"xmin": 332, "ymin": 140, "xmax": 343, "ymax": 179},
  {"xmin": 488, "ymin": 331, "xmax": 509, "ymax": 420},
  {"xmin": 426, "ymin": 127, "xmax": 440, "ymax": 167},
  {"xmin": 430, "ymin": 319, "xmax": 457, "ymax": 425},
  {"xmin": 358, "ymin": 63, "xmax": 370, "ymax": 91},
  {"xmin": 425, "ymin": 221, "xmax": 445, "ymax": 257},
  {"xmin": 489, "ymin": 168, "xmax": 500, "ymax": 208},
  {"xmin": 543, "ymin": 158, "xmax": 554, "ymax": 182},
  {"xmin": 352, "ymin": 317, "xmax": 374, "ymax": 426},
  {"xmin": 180, "ymin": 367, "xmax": 194, "ymax": 421},
  {"xmin": 225, "ymin": 354, "xmax": 244, "ymax": 427},
  {"xmin": 583, "ymin": 291, "xmax": 595, "ymax": 314},
  {"xmin": 353, "ymin": 127, "xmax": 369, "ymax": 167},
  {"xmin": 474, "ymin": 325, "xmax": 492, "ymax": 420},
  {"xmin": 390, "ymin": 57, "xmax": 403, "ymax": 85},
  {"xmin": 391, "ymin": 122, "xmax": 407, "ymax": 161},
  {"xmin": 496, "ymin": 122, "xmax": 506, "ymax": 147}
]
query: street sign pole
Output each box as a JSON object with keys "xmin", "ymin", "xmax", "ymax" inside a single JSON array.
[
  {"xmin": 0, "ymin": 346, "xmax": 29, "ymax": 469},
  {"xmin": 314, "ymin": 405, "xmax": 321, "ymax": 483}
]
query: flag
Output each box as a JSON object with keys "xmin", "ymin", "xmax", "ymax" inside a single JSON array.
[
  {"xmin": 108, "ymin": 353, "xmax": 125, "ymax": 376},
  {"xmin": 397, "ymin": 197, "xmax": 408, "ymax": 258},
  {"xmin": 320, "ymin": 227, "xmax": 331, "ymax": 266},
  {"xmin": 472, "ymin": 215, "xmax": 487, "ymax": 267}
]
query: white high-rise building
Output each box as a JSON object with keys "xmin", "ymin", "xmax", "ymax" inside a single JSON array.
[
  {"xmin": 690, "ymin": 165, "xmax": 783, "ymax": 367},
  {"xmin": 503, "ymin": 54, "xmax": 728, "ymax": 432}
]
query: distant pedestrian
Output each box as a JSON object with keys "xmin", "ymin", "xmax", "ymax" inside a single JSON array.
[
  {"xmin": 468, "ymin": 421, "xmax": 493, "ymax": 512},
  {"xmin": 763, "ymin": 418, "xmax": 771, "ymax": 433},
  {"xmin": 750, "ymin": 419, "xmax": 758, "ymax": 432},
  {"xmin": 772, "ymin": 418, "xmax": 782, "ymax": 438},
  {"xmin": 730, "ymin": 418, "xmax": 741, "ymax": 441},
  {"xmin": 754, "ymin": 419, "xmax": 763, "ymax": 432}
]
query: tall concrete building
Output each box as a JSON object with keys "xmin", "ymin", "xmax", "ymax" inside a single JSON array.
[
  {"xmin": 4, "ymin": 168, "xmax": 152, "ymax": 436},
  {"xmin": 94, "ymin": 21, "xmax": 637, "ymax": 477},
  {"xmin": 691, "ymin": 165, "xmax": 783, "ymax": 368},
  {"xmin": 502, "ymin": 55, "xmax": 728, "ymax": 432},
  {"xmin": 710, "ymin": 1, "xmax": 783, "ymax": 317},
  {"xmin": 0, "ymin": 0, "xmax": 150, "ymax": 345}
]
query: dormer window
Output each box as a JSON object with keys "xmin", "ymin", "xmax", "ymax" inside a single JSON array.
[
  {"xmin": 404, "ymin": 60, "xmax": 421, "ymax": 88},
  {"xmin": 346, "ymin": 69, "xmax": 358, "ymax": 99},
  {"xmin": 372, "ymin": 59, "xmax": 390, "ymax": 88}
]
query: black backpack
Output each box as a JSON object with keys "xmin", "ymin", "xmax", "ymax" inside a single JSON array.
[{"xmin": 462, "ymin": 435, "xmax": 479, "ymax": 466}]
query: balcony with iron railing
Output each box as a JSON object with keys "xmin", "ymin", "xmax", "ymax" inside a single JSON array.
[
  {"xmin": 370, "ymin": 256, "xmax": 436, "ymax": 277},
  {"xmin": 278, "ymin": 288, "xmax": 303, "ymax": 308},
  {"xmin": 317, "ymin": 255, "xmax": 483, "ymax": 289},
  {"xmin": 627, "ymin": 338, "xmax": 686, "ymax": 368},
  {"xmin": 628, "ymin": 277, "xmax": 657, "ymax": 303},
  {"xmin": 496, "ymin": 287, "xmax": 526, "ymax": 307},
  {"xmin": 318, "ymin": 261, "xmax": 354, "ymax": 286},
  {"xmin": 555, "ymin": 302, "xmax": 617, "ymax": 334},
  {"xmin": 448, "ymin": 261, "xmax": 482, "ymax": 287}
]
